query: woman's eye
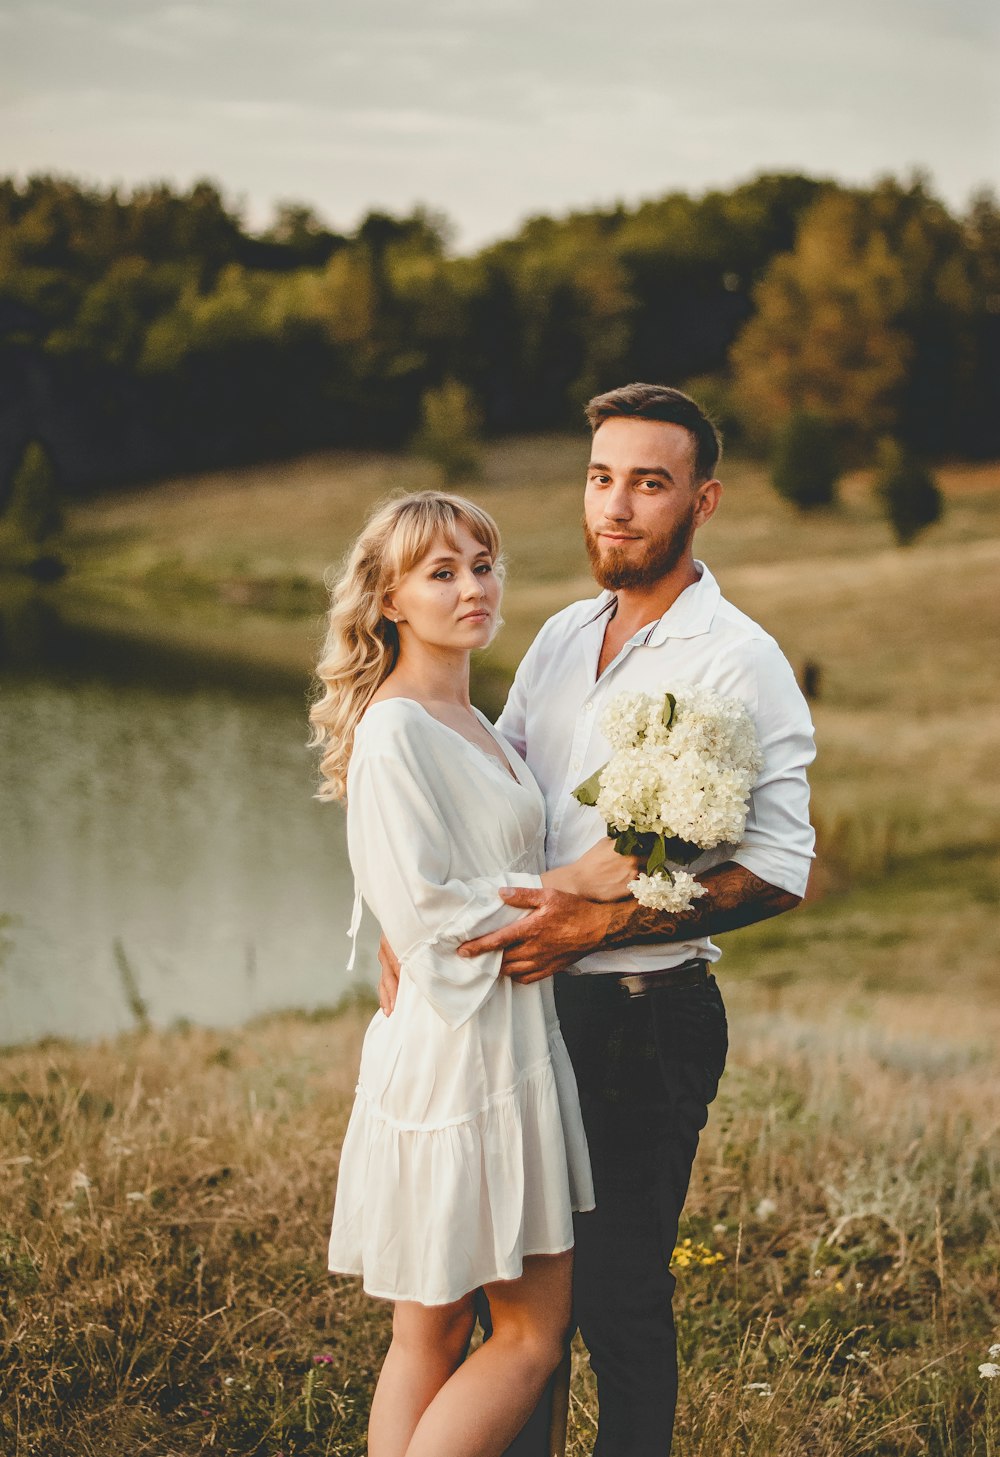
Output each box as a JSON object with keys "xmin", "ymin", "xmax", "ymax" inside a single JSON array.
[
  {"xmin": 474, "ymin": 562, "xmax": 493, "ymax": 575},
  {"xmin": 432, "ymin": 569, "xmax": 453, "ymax": 580}
]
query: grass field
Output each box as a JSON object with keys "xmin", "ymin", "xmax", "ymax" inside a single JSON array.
[{"xmin": 3, "ymin": 440, "xmax": 999, "ymax": 1453}]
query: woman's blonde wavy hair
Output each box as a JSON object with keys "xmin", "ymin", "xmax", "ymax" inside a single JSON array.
[{"xmin": 308, "ymin": 491, "xmax": 504, "ymax": 801}]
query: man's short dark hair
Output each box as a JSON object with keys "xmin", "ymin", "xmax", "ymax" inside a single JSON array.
[{"xmin": 585, "ymin": 383, "xmax": 722, "ymax": 483}]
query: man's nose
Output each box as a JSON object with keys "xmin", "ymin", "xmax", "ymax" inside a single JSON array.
[{"xmin": 604, "ymin": 482, "xmax": 633, "ymax": 520}]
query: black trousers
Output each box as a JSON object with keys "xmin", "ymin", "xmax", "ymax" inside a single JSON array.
[{"xmin": 490, "ymin": 969, "xmax": 728, "ymax": 1457}]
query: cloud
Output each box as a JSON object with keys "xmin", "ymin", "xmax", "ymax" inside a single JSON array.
[{"xmin": 0, "ymin": 0, "xmax": 995, "ymax": 245}]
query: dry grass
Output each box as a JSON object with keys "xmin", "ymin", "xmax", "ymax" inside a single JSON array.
[
  {"xmin": 3, "ymin": 958, "xmax": 998, "ymax": 1456},
  {"xmin": 3, "ymin": 442, "xmax": 998, "ymax": 1453}
]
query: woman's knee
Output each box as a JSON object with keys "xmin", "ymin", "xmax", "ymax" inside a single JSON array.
[
  {"xmin": 392, "ymin": 1295, "xmax": 475, "ymax": 1365},
  {"xmin": 501, "ymin": 1320, "xmax": 566, "ymax": 1381}
]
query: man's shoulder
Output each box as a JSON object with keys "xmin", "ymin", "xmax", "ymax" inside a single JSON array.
[
  {"xmin": 684, "ymin": 571, "xmax": 798, "ymax": 692},
  {"xmin": 710, "ymin": 590, "xmax": 778, "ymax": 650}
]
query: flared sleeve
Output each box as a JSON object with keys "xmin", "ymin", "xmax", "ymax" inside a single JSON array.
[{"xmin": 346, "ymin": 705, "xmax": 543, "ymax": 1029}]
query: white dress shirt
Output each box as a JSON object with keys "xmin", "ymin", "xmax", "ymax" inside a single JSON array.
[{"xmin": 495, "ymin": 562, "xmax": 816, "ymax": 976}]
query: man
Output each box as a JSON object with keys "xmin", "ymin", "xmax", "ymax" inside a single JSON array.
[{"xmin": 380, "ymin": 383, "xmax": 816, "ymax": 1455}]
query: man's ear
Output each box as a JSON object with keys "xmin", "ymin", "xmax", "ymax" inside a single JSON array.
[{"xmin": 694, "ymin": 479, "xmax": 723, "ymax": 528}]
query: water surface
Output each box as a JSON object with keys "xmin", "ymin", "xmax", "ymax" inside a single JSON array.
[{"xmin": 0, "ymin": 591, "xmax": 372, "ymax": 1047}]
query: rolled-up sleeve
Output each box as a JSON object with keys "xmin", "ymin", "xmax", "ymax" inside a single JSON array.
[
  {"xmin": 347, "ymin": 724, "xmax": 542, "ymax": 1029},
  {"xmin": 728, "ymin": 636, "xmax": 816, "ymax": 899}
]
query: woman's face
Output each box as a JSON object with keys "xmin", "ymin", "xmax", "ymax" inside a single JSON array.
[{"xmin": 385, "ymin": 523, "xmax": 502, "ymax": 653}]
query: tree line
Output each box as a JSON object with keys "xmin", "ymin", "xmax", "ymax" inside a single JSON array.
[{"xmin": 0, "ymin": 170, "xmax": 997, "ymax": 505}]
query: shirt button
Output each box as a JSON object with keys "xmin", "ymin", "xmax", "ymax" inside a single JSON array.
[{"xmin": 584, "ymin": 701, "xmax": 593, "ymax": 712}]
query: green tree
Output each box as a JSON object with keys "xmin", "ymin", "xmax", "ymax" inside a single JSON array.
[
  {"xmin": 731, "ymin": 188, "xmax": 912, "ymax": 451},
  {"xmin": 770, "ymin": 412, "xmax": 840, "ymax": 510},
  {"xmin": 413, "ymin": 379, "xmax": 483, "ymax": 483},
  {"xmin": 874, "ymin": 438, "xmax": 942, "ymax": 545}
]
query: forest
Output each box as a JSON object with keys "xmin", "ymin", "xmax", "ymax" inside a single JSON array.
[{"xmin": 0, "ymin": 169, "xmax": 998, "ymax": 499}]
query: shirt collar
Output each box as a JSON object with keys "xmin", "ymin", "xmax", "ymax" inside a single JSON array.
[{"xmin": 579, "ymin": 561, "xmax": 721, "ymax": 643}]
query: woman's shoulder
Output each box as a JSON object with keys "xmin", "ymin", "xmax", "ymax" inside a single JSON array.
[{"xmin": 352, "ymin": 697, "xmax": 436, "ymax": 763}]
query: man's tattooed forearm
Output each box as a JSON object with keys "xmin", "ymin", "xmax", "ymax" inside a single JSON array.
[{"xmin": 602, "ymin": 863, "xmax": 799, "ymax": 949}]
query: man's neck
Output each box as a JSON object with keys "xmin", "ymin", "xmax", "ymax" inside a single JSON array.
[
  {"xmin": 595, "ymin": 557, "xmax": 701, "ymax": 679},
  {"xmin": 606, "ymin": 557, "xmax": 701, "ymax": 639}
]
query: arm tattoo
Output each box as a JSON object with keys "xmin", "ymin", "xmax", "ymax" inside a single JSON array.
[{"xmin": 603, "ymin": 862, "xmax": 800, "ymax": 949}]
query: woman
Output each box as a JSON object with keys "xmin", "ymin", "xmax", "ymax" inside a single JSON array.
[{"xmin": 309, "ymin": 492, "xmax": 636, "ymax": 1457}]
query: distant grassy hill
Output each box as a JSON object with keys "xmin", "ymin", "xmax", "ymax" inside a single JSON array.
[{"xmin": 59, "ymin": 437, "xmax": 1000, "ymax": 875}]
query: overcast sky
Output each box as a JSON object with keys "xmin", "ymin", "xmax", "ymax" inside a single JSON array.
[{"xmin": 2, "ymin": 0, "xmax": 997, "ymax": 248}]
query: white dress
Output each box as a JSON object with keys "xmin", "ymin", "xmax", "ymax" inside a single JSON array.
[{"xmin": 327, "ymin": 697, "xmax": 594, "ymax": 1306}]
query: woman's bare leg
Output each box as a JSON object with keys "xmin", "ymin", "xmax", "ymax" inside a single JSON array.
[
  {"xmin": 404, "ymin": 1251, "xmax": 573, "ymax": 1457},
  {"xmin": 368, "ymin": 1294, "xmax": 476, "ymax": 1457}
]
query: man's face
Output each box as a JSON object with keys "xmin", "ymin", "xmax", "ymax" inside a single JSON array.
[{"xmin": 583, "ymin": 417, "xmax": 714, "ymax": 590}]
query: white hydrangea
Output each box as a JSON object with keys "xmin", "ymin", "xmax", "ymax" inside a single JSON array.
[
  {"xmin": 629, "ymin": 869, "xmax": 709, "ymax": 911},
  {"xmin": 601, "ymin": 691, "xmax": 656, "ymax": 750},
  {"xmin": 584, "ymin": 684, "xmax": 763, "ymax": 913}
]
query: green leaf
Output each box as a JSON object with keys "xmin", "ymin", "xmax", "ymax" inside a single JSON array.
[
  {"xmin": 661, "ymin": 693, "xmax": 677, "ymax": 731},
  {"xmin": 646, "ymin": 833, "xmax": 668, "ymax": 874},
  {"xmin": 571, "ymin": 764, "xmax": 606, "ymax": 807},
  {"xmin": 613, "ymin": 827, "xmax": 641, "ymax": 857}
]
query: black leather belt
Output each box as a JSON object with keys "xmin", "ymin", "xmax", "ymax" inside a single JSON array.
[{"xmin": 612, "ymin": 958, "xmax": 710, "ymax": 999}]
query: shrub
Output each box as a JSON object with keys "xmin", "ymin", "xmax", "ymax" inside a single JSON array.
[
  {"xmin": 412, "ymin": 379, "xmax": 483, "ymax": 484},
  {"xmin": 770, "ymin": 412, "xmax": 840, "ymax": 510},
  {"xmin": 874, "ymin": 437, "xmax": 943, "ymax": 545},
  {"xmin": 3, "ymin": 441, "xmax": 63, "ymax": 546}
]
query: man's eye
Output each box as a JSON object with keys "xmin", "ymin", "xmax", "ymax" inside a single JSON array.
[{"xmin": 639, "ymin": 480, "xmax": 663, "ymax": 491}]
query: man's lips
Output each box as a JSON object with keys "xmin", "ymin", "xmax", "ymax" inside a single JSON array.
[{"xmin": 598, "ymin": 532, "xmax": 644, "ymax": 542}]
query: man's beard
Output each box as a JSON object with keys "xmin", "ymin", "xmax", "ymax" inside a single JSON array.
[{"xmin": 583, "ymin": 506, "xmax": 696, "ymax": 591}]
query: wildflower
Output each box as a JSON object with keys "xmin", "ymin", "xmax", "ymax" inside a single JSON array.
[
  {"xmin": 670, "ymin": 1237, "xmax": 724, "ymax": 1269},
  {"xmin": 744, "ymin": 1381, "xmax": 773, "ymax": 1397},
  {"xmin": 989, "ymin": 1344, "xmax": 1000, "ymax": 1359},
  {"xmin": 125, "ymin": 1191, "xmax": 146, "ymax": 1203},
  {"xmin": 755, "ymin": 1196, "xmax": 777, "ymax": 1220},
  {"xmin": 224, "ymin": 1377, "xmax": 235, "ymax": 1386},
  {"xmin": 70, "ymin": 1169, "xmax": 91, "ymax": 1192},
  {"xmin": 313, "ymin": 1353, "xmax": 334, "ymax": 1365},
  {"xmin": 979, "ymin": 1363, "xmax": 1000, "ymax": 1380},
  {"xmin": 713, "ymin": 1222, "xmax": 726, "ymax": 1235}
]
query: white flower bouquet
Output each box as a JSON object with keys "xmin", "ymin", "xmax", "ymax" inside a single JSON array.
[{"xmin": 572, "ymin": 685, "xmax": 763, "ymax": 911}]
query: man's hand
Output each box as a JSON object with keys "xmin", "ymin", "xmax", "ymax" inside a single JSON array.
[
  {"xmin": 377, "ymin": 935, "xmax": 400, "ymax": 1015},
  {"xmin": 458, "ymin": 887, "xmax": 611, "ymax": 983}
]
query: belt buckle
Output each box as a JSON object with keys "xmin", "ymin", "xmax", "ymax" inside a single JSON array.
[
  {"xmin": 617, "ymin": 960, "xmax": 707, "ymax": 999},
  {"xmin": 617, "ymin": 972, "xmax": 650, "ymax": 1000}
]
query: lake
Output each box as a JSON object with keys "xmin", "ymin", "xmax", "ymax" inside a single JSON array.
[{"xmin": 0, "ymin": 589, "xmax": 375, "ymax": 1048}]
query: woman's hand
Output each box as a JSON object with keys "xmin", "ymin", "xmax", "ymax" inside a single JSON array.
[{"xmin": 542, "ymin": 836, "xmax": 642, "ymax": 902}]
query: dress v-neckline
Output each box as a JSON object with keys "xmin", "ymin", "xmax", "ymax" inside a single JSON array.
[{"xmin": 366, "ymin": 697, "xmax": 524, "ymax": 786}]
